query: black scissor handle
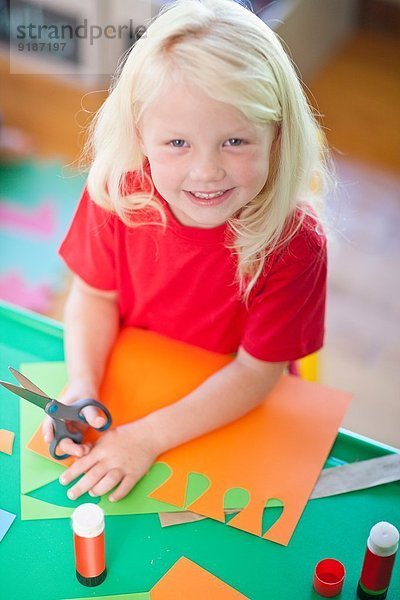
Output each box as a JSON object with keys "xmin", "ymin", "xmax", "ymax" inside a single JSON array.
[
  {"xmin": 46, "ymin": 399, "xmax": 112, "ymax": 460},
  {"xmin": 46, "ymin": 398, "xmax": 112, "ymax": 431},
  {"xmin": 50, "ymin": 420, "xmax": 83, "ymax": 460},
  {"xmin": 72, "ymin": 398, "xmax": 112, "ymax": 431}
]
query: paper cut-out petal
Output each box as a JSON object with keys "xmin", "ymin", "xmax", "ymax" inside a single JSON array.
[
  {"xmin": 0, "ymin": 429, "xmax": 15, "ymax": 455},
  {"xmin": 150, "ymin": 557, "xmax": 249, "ymax": 599},
  {"xmin": 0, "ymin": 508, "xmax": 16, "ymax": 542}
]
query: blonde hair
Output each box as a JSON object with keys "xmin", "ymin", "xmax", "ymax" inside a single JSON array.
[{"xmin": 85, "ymin": 0, "xmax": 333, "ymax": 300}]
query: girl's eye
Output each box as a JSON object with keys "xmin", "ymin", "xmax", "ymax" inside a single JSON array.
[
  {"xmin": 169, "ymin": 139, "xmax": 187, "ymax": 148},
  {"xmin": 225, "ymin": 138, "xmax": 243, "ymax": 146}
]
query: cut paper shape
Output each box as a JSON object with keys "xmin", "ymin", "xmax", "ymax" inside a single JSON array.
[
  {"xmin": 158, "ymin": 505, "xmax": 284, "ymax": 529},
  {"xmin": 97, "ymin": 463, "xmax": 177, "ymax": 516},
  {"xmin": 28, "ymin": 478, "xmax": 100, "ymax": 508},
  {"xmin": 21, "ymin": 328, "xmax": 351, "ymax": 545},
  {"xmin": 0, "ymin": 508, "xmax": 16, "ymax": 542},
  {"xmin": 27, "ymin": 421, "xmax": 74, "ymax": 467},
  {"xmin": 158, "ymin": 498, "xmax": 283, "ymax": 528},
  {"xmin": 158, "ymin": 450, "xmax": 400, "ymax": 530},
  {"xmin": 148, "ymin": 374, "xmax": 350, "ymax": 544},
  {"xmin": 150, "ymin": 557, "xmax": 249, "ymax": 599},
  {"xmin": 0, "ymin": 428, "xmax": 15, "ymax": 455},
  {"xmin": 159, "ymin": 510, "xmax": 210, "ymax": 527}
]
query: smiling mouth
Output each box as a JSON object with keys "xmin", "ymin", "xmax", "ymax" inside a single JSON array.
[
  {"xmin": 189, "ymin": 190, "xmax": 227, "ymax": 199},
  {"xmin": 184, "ymin": 188, "xmax": 234, "ymax": 206}
]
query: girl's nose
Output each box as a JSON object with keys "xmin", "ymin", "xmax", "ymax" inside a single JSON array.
[{"xmin": 190, "ymin": 154, "xmax": 225, "ymax": 182}]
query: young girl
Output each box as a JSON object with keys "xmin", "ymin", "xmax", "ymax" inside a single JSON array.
[{"xmin": 43, "ymin": 0, "xmax": 330, "ymax": 503}]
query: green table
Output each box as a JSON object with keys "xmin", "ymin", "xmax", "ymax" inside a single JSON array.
[{"xmin": 0, "ymin": 301, "xmax": 399, "ymax": 600}]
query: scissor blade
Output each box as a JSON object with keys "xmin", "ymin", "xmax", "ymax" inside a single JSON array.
[
  {"xmin": 9, "ymin": 367, "xmax": 48, "ymax": 397},
  {"xmin": 0, "ymin": 381, "xmax": 49, "ymax": 410}
]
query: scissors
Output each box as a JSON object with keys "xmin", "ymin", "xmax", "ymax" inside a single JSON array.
[{"xmin": 0, "ymin": 367, "xmax": 112, "ymax": 460}]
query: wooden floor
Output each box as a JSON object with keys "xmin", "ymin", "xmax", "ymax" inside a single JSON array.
[
  {"xmin": 307, "ymin": 28, "xmax": 400, "ymax": 174},
  {"xmin": 0, "ymin": 58, "xmax": 107, "ymax": 164},
  {"xmin": 1, "ymin": 27, "xmax": 399, "ymax": 446},
  {"xmin": 308, "ymin": 27, "xmax": 400, "ymax": 447}
]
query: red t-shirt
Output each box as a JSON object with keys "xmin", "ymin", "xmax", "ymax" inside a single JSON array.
[{"xmin": 59, "ymin": 176, "xmax": 327, "ymax": 362}]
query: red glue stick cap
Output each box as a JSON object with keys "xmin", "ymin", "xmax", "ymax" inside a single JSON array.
[{"xmin": 313, "ymin": 558, "xmax": 346, "ymax": 597}]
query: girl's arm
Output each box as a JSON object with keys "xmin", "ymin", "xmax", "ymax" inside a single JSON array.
[
  {"xmin": 42, "ymin": 276, "xmax": 119, "ymax": 457},
  {"xmin": 145, "ymin": 348, "xmax": 287, "ymax": 454}
]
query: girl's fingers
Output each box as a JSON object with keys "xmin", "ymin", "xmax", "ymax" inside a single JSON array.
[
  {"xmin": 65, "ymin": 463, "xmax": 106, "ymax": 500},
  {"xmin": 42, "ymin": 416, "xmax": 55, "ymax": 443},
  {"xmin": 82, "ymin": 443, "xmax": 92, "ymax": 455},
  {"xmin": 109, "ymin": 475, "xmax": 136, "ymax": 502},
  {"xmin": 60, "ymin": 448, "xmax": 98, "ymax": 486},
  {"xmin": 81, "ymin": 405, "xmax": 106, "ymax": 429},
  {"xmin": 89, "ymin": 469, "xmax": 123, "ymax": 498},
  {"xmin": 57, "ymin": 437, "xmax": 86, "ymax": 458}
]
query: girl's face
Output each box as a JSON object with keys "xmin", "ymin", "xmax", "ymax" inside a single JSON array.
[{"xmin": 139, "ymin": 81, "xmax": 276, "ymax": 229}]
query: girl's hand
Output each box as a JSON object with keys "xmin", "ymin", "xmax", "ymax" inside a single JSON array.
[
  {"xmin": 59, "ymin": 419, "xmax": 160, "ymax": 502},
  {"xmin": 41, "ymin": 380, "xmax": 106, "ymax": 458}
]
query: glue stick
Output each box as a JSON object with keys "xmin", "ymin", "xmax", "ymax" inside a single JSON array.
[
  {"xmin": 71, "ymin": 503, "xmax": 107, "ymax": 587},
  {"xmin": 357, "ymin": 521, "xmax": 399, "ymax": 600}
]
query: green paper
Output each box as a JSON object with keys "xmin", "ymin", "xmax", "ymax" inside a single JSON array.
[
  {"xmin": 20, "ymin": 362, "xmax": 67, "ymax": 494},
  {"xmin": 21, "ymin": 361, "xmax": 67, "ymax": 398},
  {"xmin": 28, "ymin": 478, "xmax": 100, "ymax": 508},
  {"xmin": 262, "ymin": 502, "xmax": 284, "ymax": 535},
  {"xmin": 98, "ymin": 463, "xmax": 181, "ymax": 516},
  {"xmin": 0, "ymin": 508, "xmax": 16, "ymax": 542},
  {"xmin": 184, "ymin": 472, "xmax": 210, "ymax": 506},
  {"xmin": 21, "ymin": 494, "xmax": 73, "ymax": 519},
  {"xmin": 20, "ymin": 400, "xmax": 65, "ymax": 494}
]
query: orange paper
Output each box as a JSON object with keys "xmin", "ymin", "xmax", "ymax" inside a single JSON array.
[
  {"xmin": 27, "ymin": 328, "xmax": 230, "ymax": 461},
  {"xmin": 150, "ymin": 557, "xmax": 248, "ymax": 599},
  {"xmin": 150, "ymin": 378, "xmax": 350, "ymax": 544},
  {"xmin": 27, "ymin": 328, "xmax": 351, "ymax": 544},
  {"xmin": 0, "ymin": 429, "xmax": 15, "ymax": 455},
  {"xmin": 27, "ymin": 426, "xmax": 74, "ymax": 466}
]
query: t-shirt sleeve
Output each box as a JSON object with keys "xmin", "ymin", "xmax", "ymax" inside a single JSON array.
[
  {"xmin": 241, "ymin": 221, "xmax": 327, "ymax": 362},
  {"xmin": 58, "ymin": 186, "xmax": 117, "ymax": 290}
]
